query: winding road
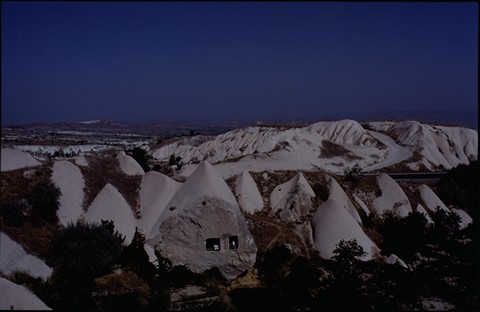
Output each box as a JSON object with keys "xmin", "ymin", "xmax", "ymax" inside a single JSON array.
[{"xmin": 364, "ymin": 130, "xmax": 413, "ymax": 172}]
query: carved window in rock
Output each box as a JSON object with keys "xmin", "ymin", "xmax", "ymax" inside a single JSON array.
[
  {"xmin": 206, "ymin": 238, "xmax": 221, "ymax": 251},
  {"xmin": 229, "ymin": 236, "xmax": 238, "ymax": 250}
]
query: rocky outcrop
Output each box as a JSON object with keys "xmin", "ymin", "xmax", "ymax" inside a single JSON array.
[
  {"xmin": 117, "ymin": 151, "xmax": 145, "ymax": 176},
  {"xmin": 235, "ymin": 171, "xmax": 263, "ymax": 214},
  {"xmin": 52, "ymin": 160, "xmax": 85, "ymax": 226},
  {"xmin": 149, "ymin": 162, "xmax": 257, "ymax": 280},
  {"xmin": 270, "ymin": 173, "xmax": 315, "ymax": 222},
  {"xmin": 372, "ymin": 174, "xmax": 412, "ymax": 217},
  {"xmin": 327, "ymin": 176, "xmax": 362, "ymax": 223},
  {"xmin": 138, "ymin": 171, "xmax": 182, "ymax": 238},
  {"xmin": 1, "ymin": 148, "xmax": 41, "ymax": 172},
  {"xmin": 311, "ymin": 199, "xmax": 378, "ymax": 260},
  {"xmin": 85, "ymin": 183, "xmax": 137, "ymax": 244}
]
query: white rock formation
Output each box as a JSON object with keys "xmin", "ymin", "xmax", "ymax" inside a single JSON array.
[
  {"xmin": 419, "ymin": 184, "xmax": 472, "ymax": 229},
  {"xmin": 117, "ymin": 151, "xmax": 145, "ymax": 176},
  {"xmin": 367, "ymin": 121, "xmax": 478, "ymax": 170},
  {"xmin": 52, "ymin": 160, "xmax": 85, "ymax": 226},
  {"xmin": 327, "ymin": 176, "xmax": 362, "ymax": 223},
  {"xmin": 270, "ymin": 173, "xmax": 315, "ymax": 222},
  {"xmin": 84, "ymin": 183, "xmax": 137, "ymax": 244},
  {"xmin": 72, "ymin": 155, "xmax": 89, "ymax": 167},
  {"xmin": 149, "ymin": 162, "xmax": 257, "ymax": 280},
  {"xmin": 353, "ymin": 193, "xmax": 371, "ymax": 216},
  {"xmin": 0, "ymin": 278, "xmax": 51, "ymax": 310},
  {"xmin": 372, "ymin": 174, "xmax": 412, "ymax": 217},
  {"xmin": 419, "ymin": 184, "xmax": 449, "ymax": 212},
  {"xmin": 311, "ymin": 199, "xmax": 378, "ymax": 260},
  {"xmin": 0, "ymin": 232, "xmax": 52, "ymax": 281},
  {"xmin": 385, "ymin": 254, "xmax": 408, "ymax": 269},
  {"xmin": 235, "ymin": 171, "xmax": 263, "ymax": 214},
  {"xmin": 1, "ymin": 148, "xmax": 41, "ymax": 172},
  {"xmin": 139, "ymin": 171, "xmax": 182, "ymax": 238}
]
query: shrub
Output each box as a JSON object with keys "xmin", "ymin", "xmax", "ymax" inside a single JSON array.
[
  {"xmin": 312, "ymin": 182, "xmax": 330, "ymax": 201},
  {"xmin": 379, "ymin": 211, "xmax": 429, "ymax": 262},
  {"xmin": 0, "ymin": 200, "xmax": 28, "ymax": 227},
  {"xmin": 436, "ymin": 161, "xmax": 478, "ymax": 217},
  {"xmin": 28, "ymin": 179, "xmax": 61, "ymax": 224},
  {"xmin": 45, "ymin": 221, "xmax": 125, "ymax": 309},
  {"xmin": 343, "ymin": 164, "xmax": 364, "ymax": 182},
  {"xmin": 128, "ymin": 147, "xmax": 151, "ymax": 172},
  {"xmin": 48, "ymin": 220, "xmax": 125, "ymax": 278}
]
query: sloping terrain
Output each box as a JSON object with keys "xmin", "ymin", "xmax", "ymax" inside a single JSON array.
[
  {"xmin": 0, "ymin": 119, "xmax": 477, "ymax": 310},
  {"xmin": 0, "ymin": 232, "xmax": 52, "ymax": 281},
  {"xmin": 0, "ymin": 278, "xmax": 51, "ymax": 310},
  {"xmin": 1, "ymin": 148, "xmax": 41, "ymax": 172},
  {"xmin": 366, "ymin": 121, "xmax": 478, "ymax": 170}
]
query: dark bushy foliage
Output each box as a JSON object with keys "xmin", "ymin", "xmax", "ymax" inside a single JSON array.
[
  {"xmin": 44, "ymin": 221, "xmax": 125, "ymax": 309},
  {"xmin": 128, "ymin": 147, "xmax": 151, "ymax": 172},
  {"xmin": 436, "ymin": 161, "xmax": 478, "ymax": 217},
  {"xmin": 343, "ymin": 164, "xmax": 364, "ymax": 182},
  {"xmin": 48, "ymin": 220, "xmax": 125, "ymax": 277},
  {"xmin": 119, "ymin": 228, "xmax": 156, "ymax": 280},
  {"xmin": 312, "ymin": 182, "xmax": 330, "ymax": 201},
  {"xmin": 379, "ymin": 211, "xmax": 429, "ymax": 262},
  {"xmin": 0, "ymin": 200, "xmax": 28, "ymax": 227},
  {"xmin": 256, "ymin": 244, "xmax": 293, "ymax": 284},
  {"xmin": 28, "ymin": 179, "xmax": 61, "ymax": 224}
]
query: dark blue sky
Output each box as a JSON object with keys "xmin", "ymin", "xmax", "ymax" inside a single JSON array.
[{"xmin": 1, "ymin": 2, "xmax": 478, "ymax": 125}]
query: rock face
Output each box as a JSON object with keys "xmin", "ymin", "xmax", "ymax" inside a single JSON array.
[
  {"xmin": 270, "ymin": 173, "xmax": 315, "ymax": 222},
  {"xmin": 138, "ymin": 171, "xmax": 182, "ymax": 239},
  {"xmin": 1, "ymin": 148, "xmax": 41, "ymax": 172},
  {"xmin": 52, "ymin": 160, "xmax": 85, "ymax": 226},
  {"xmin": 235, "ymin": 171, "xmax": 263, "ymax": 214},
  {"xmin": 327, "ymin": 176, "xmax": 362, "ymax": 224},
  {"xmin": 149, "ymin": 162, "xmax": 257, "ymax": 280},
  {"xmin": 84, "ymin": 183, "xmax": 137, "ymax": 244},
  {"xmin": 372, "ymin": 174, "xmax": 412, "ymax": 217},
  {"xmin": 312, "ymin": 199, "xmax": 378, "ymax": 260},
  {"xmin": 419, "ymin": 184, "xmax": 449, "ymax": 212},
  {"xmin": 311, "ymin": 199, "xmax": 378, "ymax": 260},
  {"xmin": 117, "ymin": 151, "xmax": 145, "ymax": 176},
  {"xmin": 0, "ymin": 232, "xmax": 52, "ymax": 281},
  {"xmin": 367, "ymin": 121, "xmax": 478, "ymax": 170},
  {"xmin": 0, "ymin": 278, "xmax": 51, "ymax": 310},
  {"xmin": 419, "ymin": 184, "xmax": 472, "ymax": 229}
]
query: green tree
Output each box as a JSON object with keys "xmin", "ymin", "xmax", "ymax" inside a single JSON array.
[
  {"xmin": 0, "ymin": 200, "xmax": 28, "ymax": 227},
  {"xmin": 343, "ymin": 164, "xmax": 364, "ymax": 182},
  {"xmin": 331, "ymin": 239, "xmax": 366, "ymax": 283},
  {"xmin": 45, "ymin": 221, "xmax": 125, "ymax": 309},
  {"xmin": 28, "ymin": 179, "xmax": 61, "ymax": 224},
  {"xmin": 128, "ymin": 147, "xmax": 151, "ymax": 172}
]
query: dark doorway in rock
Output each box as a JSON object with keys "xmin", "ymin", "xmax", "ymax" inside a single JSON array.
[
  {"xmin": 229, "ymin": 236, "xmax": 238, "ymax": 250},
  {"xmin": 206, "ymin": 238, "xmax": 221, "ymax": 251}
]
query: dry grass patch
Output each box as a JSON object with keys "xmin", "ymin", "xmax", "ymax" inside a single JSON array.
[
  {"xmin": 0, "ymin": 164, "xmax": 53, "ymax": 203},
  {"xmin": 1, "ymin": 221, "xmax": 58, "ymax": 259},
  {"xmin": 80, "ymin": 154, "xmax": 142, "ymax": 216},
  {"xmin": 320, "ymin": 140, "xmax": 363, "ymax": 160}
]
